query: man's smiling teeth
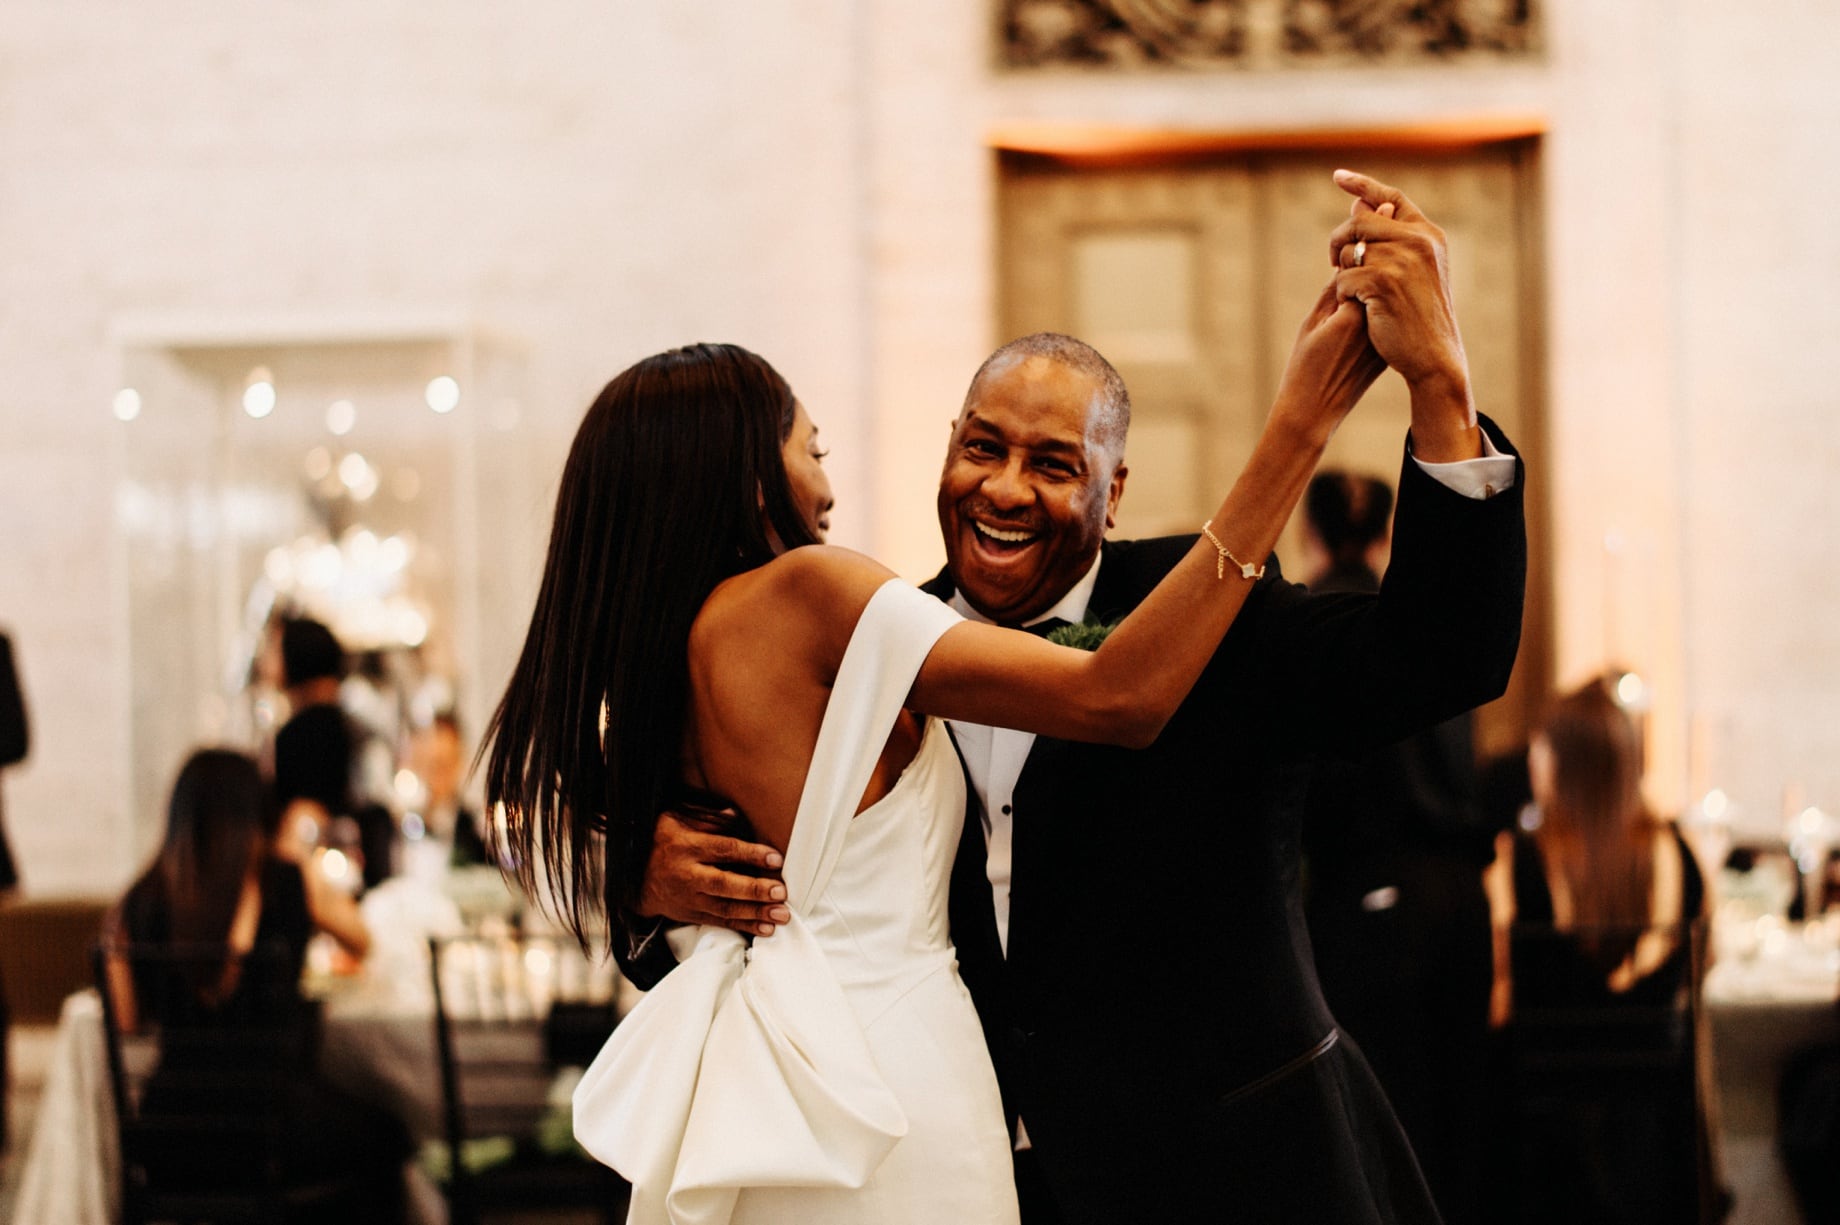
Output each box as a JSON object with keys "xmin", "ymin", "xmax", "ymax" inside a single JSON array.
[{"xmin": 975, "ymin": 522, "xmax": 1034, "ymax": 544}]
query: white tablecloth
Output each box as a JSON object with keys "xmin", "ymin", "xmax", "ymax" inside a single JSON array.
[
  {"xmin": 1703, "ymin": 913, "xmax": 1840, "ymax": 1224},
  {"xmin": 13, "ymin": 990, "xmax": 116, "ymax": 1225}
]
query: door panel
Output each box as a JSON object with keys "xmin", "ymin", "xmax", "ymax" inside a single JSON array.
[{"xmin": 999, "ymin": 143, "xmax": 1546, "ymax": 752}]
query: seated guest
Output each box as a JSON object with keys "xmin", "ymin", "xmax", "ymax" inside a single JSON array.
[
  {"xmin": 1488, "ymin": 677, "xmax": 1704, "ymax": 1010},
  {"xmin": 410, "ymin": 712, "xmax": 492, "ymax": 869},
  {"xmin": 1484, "ymin": 677, "xmax": 1710, "ymax": 1224},
  {"xmin": 104, "ymin": 749, "xmax": 409, "ymax": 1221}
]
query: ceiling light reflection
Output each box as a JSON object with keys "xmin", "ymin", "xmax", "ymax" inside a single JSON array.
[
  {"xmin": 396, "ymin": 607, "xmax": 429, "ymax": 647},
  {"xmin": 243, "ymin": 367, "xmax": 276, "ymax": 419},
  {"xmin": 425, "ymin": 376, "xmax": 460, "ymax": 414},
  {"xmin": 338, "ymin": 452, "xmax": 379, "ymax": 501}
]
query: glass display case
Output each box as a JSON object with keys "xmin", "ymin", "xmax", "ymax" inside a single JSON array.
[{"xmin": 112, "ymin": 313, "xmax": 545, "ymax": 862}]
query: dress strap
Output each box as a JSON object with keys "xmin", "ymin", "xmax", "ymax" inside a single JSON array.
[{"xmin": 780, "ymin": 579, "xmax": 961, "ymax": 911}]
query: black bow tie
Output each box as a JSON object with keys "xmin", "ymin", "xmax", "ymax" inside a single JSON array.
[{"xmin": 1015, "ymin": 617, "xmax": 1073, "ymax": 639}]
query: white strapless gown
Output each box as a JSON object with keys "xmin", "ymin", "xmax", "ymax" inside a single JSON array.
[{"xmin": 573, "ymin": 580, "xmax": 1020, "ymax": 1225}]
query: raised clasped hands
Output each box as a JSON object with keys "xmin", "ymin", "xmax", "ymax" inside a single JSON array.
[
  {"xmin": 1327, "ymin": 168, "xmax": 1481, "ymax": 461},
  {"xmin": 1275, "ymin": 231, "xmax": 1391, "ymax": 443}
]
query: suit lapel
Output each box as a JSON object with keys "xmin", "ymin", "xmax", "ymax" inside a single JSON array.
[
  {"xmin": 1082, "ymin": 538, "xmax": 1148, "ymax": 627},
  {"xmin": 1002, "ymin": 540, "xmax": 1152, "ymax": 964}
]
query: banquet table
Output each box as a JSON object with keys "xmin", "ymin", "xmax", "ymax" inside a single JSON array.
[
  {"xmin": 1703, "ymin": 912, "xmax": 1840, "ymax": 1224},
  {"xmin": 12, "ymin": 989, "xmax": 114, "ymax": 1225}
]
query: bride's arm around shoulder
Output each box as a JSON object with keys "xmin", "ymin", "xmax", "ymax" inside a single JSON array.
[{"xmin": 760, "ymin": 546, "xmax": 1180, "ymax": 750}]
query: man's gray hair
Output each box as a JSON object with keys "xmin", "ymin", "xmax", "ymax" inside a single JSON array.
[{"xmin": 962, "ymin": 332, "xmax": 1131, "ymax": 459}]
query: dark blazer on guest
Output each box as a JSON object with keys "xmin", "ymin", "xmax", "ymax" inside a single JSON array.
[
  {"xmin": 0, "ymin": 630, "xmax": 28, "ymax": 891},
  {"xmin": 924, "ymin": 421, "xmax": 1526, "ymax": 1224}
]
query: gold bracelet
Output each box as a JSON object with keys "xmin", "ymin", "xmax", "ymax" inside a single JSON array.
[{"xmin": 1201, "ymin": 520, "xmax": 1265, "ymax": 581}]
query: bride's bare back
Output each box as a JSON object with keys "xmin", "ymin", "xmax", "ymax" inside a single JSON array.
[{"xmin": 684, "ymin": 550, "xmax": 925, "ymax": 852}]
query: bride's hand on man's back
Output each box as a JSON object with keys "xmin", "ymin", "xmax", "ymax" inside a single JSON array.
[{"xmin": 640, "ymin": 810, "xmax": 792, "ymax": 937}]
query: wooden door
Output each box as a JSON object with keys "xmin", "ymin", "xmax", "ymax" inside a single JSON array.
[{"xmin": 998, "ymin": 142, "xmax": 1548, "ymax": 753}]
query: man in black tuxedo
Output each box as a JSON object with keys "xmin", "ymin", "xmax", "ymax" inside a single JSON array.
[{"xmin": 626, "ymin": 171, "xmax": 1526, "ymax": 1222}]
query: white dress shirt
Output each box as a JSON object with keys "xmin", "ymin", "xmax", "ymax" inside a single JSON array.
[{"xmin": 947, "ymin": 559, "xmax": 1104, "ymax": 957}]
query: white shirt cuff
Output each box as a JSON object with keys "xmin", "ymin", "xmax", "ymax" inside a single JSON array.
[{"xmin": 1410, "ymin": 429, "xmax": 1517, "ymax": 500}]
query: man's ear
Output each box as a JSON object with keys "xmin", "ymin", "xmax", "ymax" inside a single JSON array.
[
  {"xmin": 1104, "ymin": 464, "xmax": 1128, "ymax": 531},
  {"xmin": 941, "ymin": 412, "xmax": 964, "ymax": 459}
]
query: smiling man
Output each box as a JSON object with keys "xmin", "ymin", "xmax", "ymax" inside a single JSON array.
[
  {"xmin": 625, "ymin": 171, "xmax": 1527, "ymax": 1224},
  {"xmin": 909, "ymin": 310, "xmax": 1520, "ymax": 1221},
  {"xmin": 934, "ymin": 336, "xmax": 1129, "ymax": 628}
]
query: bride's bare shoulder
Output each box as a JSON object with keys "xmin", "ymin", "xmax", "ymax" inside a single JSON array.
[
  {"xmin": 696, "ymin": 546, "xmax": 896, "ymax": 655},
  {"xmin": 769, "ymin": 544, "xmax": 894, "ymax": 594}
]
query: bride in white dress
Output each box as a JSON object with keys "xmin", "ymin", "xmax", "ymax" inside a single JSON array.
[{"xmin": 479, "ymin": 276, "xmax": 1382, "ymax": 1223}]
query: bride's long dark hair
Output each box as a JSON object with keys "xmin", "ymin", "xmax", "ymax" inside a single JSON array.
[{"xmin": 480, "ymin": 343, "xmax": 821, "ymax": 948}]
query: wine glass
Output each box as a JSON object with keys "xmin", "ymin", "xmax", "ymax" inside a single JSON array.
[
  {"xmin": 1683, "ymin": 787, "xmax": 1734, "ymax": 882},
  {"xmin": 1786, "ymin": 804, "xmax": 1836, "ymax": 920}
]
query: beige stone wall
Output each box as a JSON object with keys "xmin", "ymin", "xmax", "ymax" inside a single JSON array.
[
  {"xmin": 2, "ymin": 0, "xmax": 1834, "ymax": 891},
  {"xmin": 0, "ymin": 1, "xmax": 876, "ymax": 890},
  {"xmin": 870, "ymin": 0, "xmax": 1840, "ymax": 833}
]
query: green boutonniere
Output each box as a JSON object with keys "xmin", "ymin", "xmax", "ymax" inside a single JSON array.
[{"xmin": 1046, "ymin": 616, "xmax": 1121, "ymax": 651}]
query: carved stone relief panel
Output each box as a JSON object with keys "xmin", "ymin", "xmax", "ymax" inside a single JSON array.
[{"xmin": 1001, "ymin": 0, "xmax": 1540, "ymax": 70}]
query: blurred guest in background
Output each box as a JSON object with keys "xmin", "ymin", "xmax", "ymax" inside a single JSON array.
[
  {"xmin": 1487, "ymin": 677, "xmax": 1704, "ymax": 1017},
  {"xmin": 274, "ymin": 616, "xmax": 395, "ymax": 890},
  {"xmin": 410, "ymin": 711, "xmax": 490, "ymax": 869},
  {"xmin": 1484, "ymin": 677, "xmax": 1713, "ymax": 1223},
  {"xmin": 274, "ymin": 616, "xmax": 356, "ymax": 817},
  {"xmin": 1298, "ymin": 471, "xmax": 1497, "ymax": 1224},
  {"xmin": 103, "ymin": 749, "xmax": 405, "ymax": 1220},
  {"xmin": 0, "ymin": 627, "xmax": 28, "ymax": 1149},
  {"xmin": 0, "ymin": 628, "xmax": 27, "ymax": 894}
]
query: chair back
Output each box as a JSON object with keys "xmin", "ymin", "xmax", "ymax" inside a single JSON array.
[
  {"xmin": 1506, "ymin": 915, "xmax": 1705, "ymax": 1072},
  {"xmin": 425, "ymin": 932, "xmax": 624, "ymax": 1224},
  {"xmin": 91, "ymin": 939, "xmax": 348, "ymax": 1224},
  {"xmin": 1497, "ymin": 916, "xmax": 1716, "ymax": 1224}
]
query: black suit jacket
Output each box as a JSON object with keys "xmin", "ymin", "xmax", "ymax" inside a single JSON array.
[{"xmin": 928, "ymin": 422, "xmax": 1525, "ymax": 1222}]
